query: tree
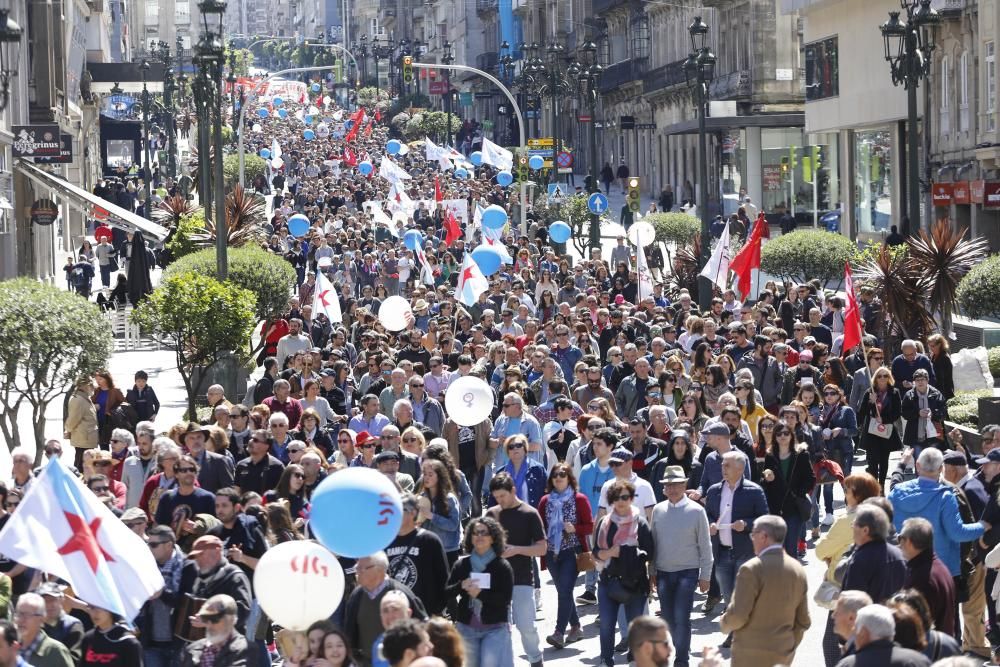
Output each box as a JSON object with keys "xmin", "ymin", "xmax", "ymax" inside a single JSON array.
[
  {"xmin": 760, "ymin": 229, "xmax": 857, "ymax": 284},
  {"xmin": 134, "ymin": 273, "xmax": 256, "ymax": 418},
  {"xmin": 0, "ymin": 280, "xmax": 113, "ymax": 462},
  {"xmin": 957, "ymin": 254, "xmax": 1000, "ymax": 321},
  {"xmin": 224, "ymin": 154, "xmax": 267, "ymax": 187},
  {"xmin": 647, "ymin": 212, "xmax": 701, "ymax": 247}
]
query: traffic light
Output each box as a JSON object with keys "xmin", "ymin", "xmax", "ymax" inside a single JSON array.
[
  {"xmin": 402, "ymin": 55, "xmax": 414, "ymax": 84},
  {"xmin": 518, "ymin": 155, "xmax": 529, "ymax": 183},
  {"xmin": 627, "ymin": 177, "xmax": 641, "ymax": 212},
  {"xmin": 802, "ymin": 154, "xmax": 812, "ymax": 183},
  {"xmin": 812, "ymin": 145, "xmax": 822, "ymax": 171},
  {"xmin": 789, "ymin": 146, "xmax": 798, "ymax": 171},
  {"xmin": 780, "ymin": 156, "xmax": 789, "ymax": 175}
]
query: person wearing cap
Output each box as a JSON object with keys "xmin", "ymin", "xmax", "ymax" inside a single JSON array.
[
  {"xmin": 178, "ymin": 421, "xmax": 235, "ymax": 494},
  {"xmin": 651, "ymin": 465, "xmax": 713, "ymax": 665},
  {"xmin": 87, "ymin": 452, "xmax": 126, "ymax": 509},
  {"xmin": 120, "ymin": 506, "xmax": 148, "ymax": 539},
  {"xmin": 887, "ymin": 448, "xmax": 987, "ymax": 584},
  {"xmin": 781, "ymin": 347, "xmax": 823, "ymax": 405},
  {"xmin": 179, "ymin": 594, "xmax": 250, "ymax": 667},
  {"xmin": 386, "ymin": 494, "xmax": 450, "ymax": 617},
  {"xmin": 37, "ymin": 583, "xmax": 83, "ymax": 664},
  {"xmin": 900, "ymin": 368, "xmax": 948, "ymax": 455},
  {"xmin": 377, "ymin": 450, "xmax": 415, "ymax": 493},
  {"xmin": 597, "ymin": 447, "xmax": 656, "ymax": 522},
  {"xmin": 692, "ymin": 422, "xmax": 751, "ymax": 501},
  {"xmin": 178, "ymin": 537, "xmax": 252, "ymax": 638}
]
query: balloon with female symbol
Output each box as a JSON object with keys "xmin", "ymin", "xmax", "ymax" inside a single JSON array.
[
  {"xmin": 358, "ymin": 161, "xmax": 374, "ymax": 176},
  {"xmin": 254, "ymin": 541, "xmax": 345, "ymax": 630},
  {"xmin": 311, "ymin": 82, "xmax": 321, "ymax": 93},
  {"xmin": 528, "ymin": 155, "xmax": 544, "ymax": 170},
  {"xmin": 481, "ymin": 205, "xmax": 508, "ymax": 230},
  {"xmin": 309, "ymin": 467, "xmax": 404, "ymax": 558},
  {"xmin": 252, "ymin": 123, "xmax": 262, "ymax": 133},
  {"xmin": 316, "ymin": 123, "xmax": 330, "ymax": 139},
  {"xmin": 470, "ymin": 151, "xmax": 483, "ymax": 167},
  {"xmin": 548, "ymin": 221, "xmax": 572, "ymax": 244},
  {"xmin": 287, "ymin": 214, "xmax": 310, "ymax": 238},
  {"xmin": 377, "ymin": 295, "xmax": 413, "ymax": 332},
  {"xmin": 497, "ymin": 171, "xmax": 513, "ymax": 187},
  {"xmin": 259, "ymin": 148, "xmax": 271, "ymax": 159},
  {"xmin": 445, "ymin": 376, "xmax": 495, "ymax": 427}
]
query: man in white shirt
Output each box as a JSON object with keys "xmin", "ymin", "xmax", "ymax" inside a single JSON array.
[
  {"xmin": 597, "ymin": 448, "xmax": 656, "ymax": 522},
  {"xmin": 275, "ymin": 318, "xmax": 312, "ymax": 365}
]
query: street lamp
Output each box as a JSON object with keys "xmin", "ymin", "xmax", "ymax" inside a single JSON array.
[
  {"xmin": 193, "ymin": 0, "xmax": 228, "ymax": 280},
  {"xmin": 442, "ymin": 41, "xmax": 455, "ymax": 145},
  {"xmin": 576, "ymin": 39, "xmax": 603, "ymax": 251},
  {"xmin": 0, "ymin": 9, "xmax": 22, "ymax": 112},
  {"xmin": 684, "ymin": 16, "xmax": 716, "ymax": 309},
  {"xmin": 880, "ymin": 0, "xmax": 938, "ymax": 236},
  {"xmin": 140, "ymin": 60, "xmax": 153, "ymax": 218}
]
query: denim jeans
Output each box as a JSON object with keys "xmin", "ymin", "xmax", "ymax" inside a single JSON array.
[
  {"xmin": 457, "ymin": 622, "xmax": 514, "ymax": 667},
  {"xmin": 511, "ymin": 584, "xmax": 543, "ymax": 662},
  {"xmin": 783, "ymin": 512, "xmax": 805, "ymax": 557},
  {"xmin": 714, "ymin": 547, "xmax": 750, "ymax": 603},
  {"xmin": 585, "ymin": 568, "xmax": 598, "ymax": 593},
  {"xmin": 545, "ymin": 549, "xmax": 580, "ymax": 634},
  {"xmin": 657, "ymin": 568, "xmax": 699, "ymax": 666},
  {"xmin": 597, "ymin": 582, "xmax": 647, "ymax": 665},
  {"xmin": 142, "ymin": 645, "xmax": 177, "ymax": 667}
]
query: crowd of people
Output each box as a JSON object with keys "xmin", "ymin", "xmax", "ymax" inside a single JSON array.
[{"xmin": 5, "ymin": 89, "xmax": 995, "ymax": 667}]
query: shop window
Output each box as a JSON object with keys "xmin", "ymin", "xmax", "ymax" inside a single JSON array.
[
  {"xmin": 805, "ymin": 36, "xmax": 838, "ymax": 101},
  {"xmin": 854, "ymin": 129, "xmax": 893, "ymax": 234},
  {"xmin": 986, "ymin": 42, "xmax": 995, "ymax": 133}
]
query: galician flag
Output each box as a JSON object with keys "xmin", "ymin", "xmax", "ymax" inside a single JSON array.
[
  {"xmin": 481, "ymin": 137, "xmax": 514, "ymax": 171},
  {"xmin": 636, "ymin": 244, "xmax": 655, "ymax": 303},
  {"xmin": 699, "ymin": 221, "xmax": 732, "ymax": 293},
  {"xmin": 0, "ymin": 458, "xmax": 164, "ymax": 619},
  {"xmin": 271, "ymin": 138, "xmax": 282, "ymax": 162},
  {"xmin": 456, "ymin": 252, "xmax": 489, "ymax": 306},
  {"xmin": 312, "ymin": 268, "xmax": 343, "ymax": 323}
]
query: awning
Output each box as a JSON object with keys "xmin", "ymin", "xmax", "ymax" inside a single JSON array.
[
  {"xmin": 14, "ymin": 160, "xmax": 168, "ymax": 241},
  {"xmin": 660, "ymin": 113, "xmax": 805, "ymax": 136}
]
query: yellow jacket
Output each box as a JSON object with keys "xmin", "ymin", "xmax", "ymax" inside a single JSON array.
[{"xmin": 815, "ymin": 510, "xmax": 855, "ymax": 582}]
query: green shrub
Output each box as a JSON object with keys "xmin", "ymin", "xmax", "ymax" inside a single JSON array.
[
  {"xmin": 760, "ymin": 229, "xmax": 857, "ymax": 284},
  {"xmin": 166, "ymin": 211, "xmax": 206, "ymax": 260},
  {"xmin": 647, "ymin": 212, "xmax": 701, "ymax": 246},
  {"xmin": 990, "ymin": 348, "xmax": 1000, "ymax": 379},
  {"xmin": 957, "ymin": 254, "xmax": 1000, "ymax": 320},
  {"xmin": 946, "ymin": 389, "xmax": 992, "ymax": 427},
  {"xmin": 223, "ymin": 154, "xmax": 267, "ymax": 186}
]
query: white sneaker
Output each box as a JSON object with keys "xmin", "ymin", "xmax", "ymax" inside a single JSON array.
[
  {"xmin": 535, "ymin": 588, "xmax": 542, "ymax": 611},
  {"xmin": 822, "ymin": 514, "xmax": 835, "ymax": 526}
]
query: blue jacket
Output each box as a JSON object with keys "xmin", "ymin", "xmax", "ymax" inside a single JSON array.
[
  {"xmin": 486, "ymin": 458, "xmax": 547, "ymax": 509},
  {"xmin": 887, "ymin": 477, "xmax": 984, "ymax": 576},
  {"xmin": 704, "ymin": 478, "xmax": 769, "ymax": 562}
]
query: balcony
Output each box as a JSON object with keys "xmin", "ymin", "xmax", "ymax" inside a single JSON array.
[
  {"xmin": 709, "ymin": 69, "xmax": 752, "ymax": 100},
  {"xmin": 593, "ymin": 0, "xmax": 630, "ymax": 15},
  {"xmin": 932, "ymin": 0, "xmax": 965, "ymax": 15},
  {"xmin": 598, "ymin": 59, "xmax": 646, "ymax": 94},
  {"xmin": 477, "ymin": 52, "xmax": 498, "ymax": 74},
  {"xmin": 642, "ymin": 59, "xmax": 688, "ymax": 94},
  {"xmin": 476, "ymin": 0, "xmax": 498, "ymax": 13}
]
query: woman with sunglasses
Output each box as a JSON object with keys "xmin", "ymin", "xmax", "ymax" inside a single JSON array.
[
  {"xmin": 264, "ymin": 464, "xmax": 308, "ymax": 521},
  {"xmin": 291, "ymin": 408, "xmax": 334, "ymax": 461},
  {"xmin": 349, "ymin": 433, "xmax": 380, "ymax": 468},
  {"xmin": 815, "ymin": 384, "xmax": 858, "ymax": 527},
  {"xmin": 447, "ymin": 516, "xmax": 515, "ymax": 667},
  {"xmin": 331, "ymin": 429, "xmax": 357, "ymax": 467},
  {"xmin": 858, "ymin": 367, "xmax": 902, "ymax": 489},
  {"xmin": 651, "ymin": 430, "xmax": 703, "ymax": 502},
  {"xmin": 849, "ymin": 347, "xmax": 886, "ymax": 414},
  {"xmin": 593, "ymin": 479, "xmax": 654, "ymax": 667},
  {"xmin": 702, "ymin": 365, "xmax": 731, "ymax": 417},
  {"xmin": 760, "ymin": 424, "xmax": 816, "ymax": 557},
  {"xmin": 675, "ymin": 390, "xmax": 709, "ymax": 435},
  {"xmin": 537, "ymin": 464, "xmax": 593, "ymax": 649},
  {"xmin": 754, "ymin": 415, "xmax": 778, "ymax": 467},
  {"xmin": 417, "ymin": 458, "xmax": 463, "ymax": 566},
  {"xmin": 586, "ymin": 398, "xmax": 627, "ymax": 434}
]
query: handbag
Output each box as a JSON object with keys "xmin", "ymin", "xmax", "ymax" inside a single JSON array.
[
  {"xmin": 867, "ymin": 396, "xmax": 892, "ymax": 439},
  {"xmin": 576, "ymin": 550, "xmax": 596, "ymax": 572},
  {"xmin": 813, "ymin": 580, "xmax": 841, "ymax": 609},
  {"xmin": 794, "ymin": 495, "xmax": 813, "ymax": 521},
  {"xmin": 603, "ymin": 574, "xmax": 643, "ymax": 604}
]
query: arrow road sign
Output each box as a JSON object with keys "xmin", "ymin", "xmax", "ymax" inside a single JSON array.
[{"xmin": 588, "ymin": 192, "xmax": 609, "ymax": 215}]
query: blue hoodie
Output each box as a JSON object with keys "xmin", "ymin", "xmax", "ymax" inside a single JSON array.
[{"xmin": 887, "ymin": 477, "xmax": 984, "ymax": 576}]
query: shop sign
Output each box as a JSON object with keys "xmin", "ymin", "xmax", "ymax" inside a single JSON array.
[
  {"xmin": 763, "ymin": 166, "xmax": 782, "ymax": 191},
  {"xmin": 12, "ymin": 125, "xmax": 62, "ymax": 158},
  {"xmin": 971, "ymin": 180, "xmax": 985, "ymax": 204},
  {"xmin": 931, "ymin": 183, "xmax": 953, "ymax": 206},
  {"xmin": 982, "ymin": 182, "xmax": 1000, "ymax": 208},
  {"xmin": 953, "ymin": 181, "xmax": 971, "ymax": 205},
  {"xmin": 34, "ymin": 135, "xmax": 73, "ymax": 165},
  {"xmin": 30, "ymin": 198, "xmax": 59, "ymax": 226}
]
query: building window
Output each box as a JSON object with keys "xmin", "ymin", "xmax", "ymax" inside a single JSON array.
[
  {"xmin": 854, "ymin": 129, "xmax": 893, "ymax": 235},
  {"xmin": 145, "ymin": 1, "xmax": 158, "ymax": 22},
  {"xmin": 986, "ymin": 42, "xmax": 996, "ymax": 133},
  {"xmin": 175, "ymin": 1, "xmax": 190, "ymax": 23},
  {"xmin": 941, "ymin": 56, "xmax": 950, "ymax": 137},
  {"xmin": 804, "ymin": 36, "xmax": 838, "ymax": 101},
  {"xmin": 960, "ymin": 51, "xmax": 969, "ymax": 132}
]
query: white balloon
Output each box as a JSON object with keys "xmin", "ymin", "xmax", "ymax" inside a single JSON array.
[
  {"xmin": 252, "ymin": 123, "xmax": 262, "ymax": 133},
  {"xmin": 628, "ymin": 220, "xmax": 656, "ymax": 248},
  {"xmin": 316, "ymin": 123, "xmax": 330, "ymax": 138},
  {"xmin": 271, "ymin": 156, "xmax": 284, "ymax": 169},
  {"xmin": 253, "ymin": 541, "xmax": 345, "ymax": 631},
  {"xmin": 323, "ymin": 95, "xmax": 332, "ymax": 105},
  {"xmin": 295, "ymin": 109, "xmax": 305, "ymax": 121},
  {"xmin": 444, "ymin": 376, "xmax": 494, "ymax": 427},
  {"xmin": 378, "ymin": 295, "xmax": 413, "ymax": 332},
  {"xmin": 317, "ymin": 256, "xmax": 332, "ymax": 268}
]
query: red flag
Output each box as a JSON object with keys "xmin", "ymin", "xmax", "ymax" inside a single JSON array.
[
  {"xmin": 729, "ymin": 213, "xmax": 764, "ymax": 298},
  {"xmin": 375, "ymin": 108, "xmax": 382, "ymax": 122},
  {"xmin": 842, "ymin": 261, "xmax": 864, "ymax": 353},
  {"xmin": 363, "ymin": 120, "xmax": 374, "ymax": 137},
  {"xmin": 434, "ymin": 176, "xmax": 443, "ymax": 203},
  {"xmin": 344, "ymin": 121, "xmax": 360, "ymax": 143},
  {"xmin": 342, "ymin": 146, "xmax": 357, "ymax": 167},
  {"xmin": 444, "ymin": 210, "xmax": 461, "ymax": 246},
  {"xmin": 756, "ymin": 211, "xmax": 770, "ymax": 239}
]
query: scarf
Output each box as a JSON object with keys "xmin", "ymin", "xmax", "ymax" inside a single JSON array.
[
  {"xmin": 504, "ymin": 459, "xmax": 530, "ymax": 502},
  {"xmin": 468, "ymin": 549, "xmax": 496, "ymax": 619},
  {"xmin": 545, "ymin": 487, "xmax": 575, "ymax": 554},
  {"xmin": 596, "ymin": 504, "xmax": 640, "ymax": 552}
]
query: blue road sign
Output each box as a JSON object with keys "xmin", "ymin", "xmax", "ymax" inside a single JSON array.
[{"xmin": 588, "ymin": 192, "xmax": 609, "ymax": 215}]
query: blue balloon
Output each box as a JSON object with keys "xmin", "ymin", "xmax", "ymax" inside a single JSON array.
[
  {"xmin": 454, "ymin": 167, "xmax": 469, "ymax": 180},
  {"xmin": 303, "ymin": 129, "xmax": 316, "ymax": 140},
  {"xmin": 481, "ymin": 205, "xmax": 508, "ymax": 230},
  {"xmin": 287, "ymin": 214, "xmax": 310, "ymax": 237},
  {"xmin": 497, "ymin": 171, "xmax": 513, "ymax": 187},
  {"xmin": 359, "ymin": 160, "xmax": 373, "ymax": 176},
  {"xmin": 345, "ymin": 119, "xmax": 354, "ymax": 131},
  {"xmin": 386, "ymin": 139, "xmax": 402, "ymax": 156},
  {"xmin": 257, "ymin": 108, "xmax": 269, "ymax": 118},
  {"xmin": 404, "ymin": 229, "xmax": 424, "ymax": 251},
  {"xmin": 304, "ymin": 115, "xmax": 313, "ymax": 125},
  {"xmin": 272, "ymin": 96, "xmax": 284, "ymax": 107},
  {"xmin": 333, "ymin": 130, "xmax": 345, "ymax": 139},
  {"xmin": 529, "ymin": 155, "xmax": 544, "ymax": 170},
  {"xmin": 311, "ymin": 82, "xmax": 321, "ymax": 92},
  {"xmin": 310, "ymin": 467, "xmax": 403, "ymax": 558},
  {"xmin": 470, "ymin": 151, "xmax": 483, "ymax": 166},
  {"xmin": 549, "ymin": 221, "xmax": 572, "ymax": 243},
  {"xmin": 278, "ymin": 108, "xmax": 288, "ymax": 119},
  {"xmin": 471, "ymin": 246, "xmax": 503, "ymax": 276},
  {"xmin": 259, "ymin": 148, "xmax": 271, "ymax": 159}
]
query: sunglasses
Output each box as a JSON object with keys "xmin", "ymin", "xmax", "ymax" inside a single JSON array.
[
  {"xmin": 361, "ymin": 443, "xmax": 376, "ymax": 449},
  {"xmin": 471, "ymin": 528, "xmax": 491, "ymax": 537},
  {"xmin": 147, "ymin": 541, "xmax": 170, "ymax": 548},
  {"xmin": 288, "ymin": 448, "xmax": 304, "ymax": 454},
  {"xmin": 552, "ymin": 471, "xmax": 568, "ymax": 478},
  {"xmin": 291, "ymin": 472, "xmax": 306, "ymax": 479},
  {"xmin": 176, "ymin": 467, "xmax": 197, "ymax": 473},
  {"xmin": 198, "ymin": 613, "xmax": 225, "ymax": 624},
  {"xmin": 609, "ymin": 494, "xmax": 633, "ymax": 502},
  {"xmin": 507, "ymin": 442, "xmax": 526, "ymax": 450},
  {"xmin": 824, "ymin": 391, "xmax": 839, "ymax": 396}
]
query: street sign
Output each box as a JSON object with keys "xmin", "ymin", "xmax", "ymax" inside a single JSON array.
[
  {"xmin": 527, "ymin": 138, "xmax": 554, "ymax": 168},
  {"xmin": 475, "ymin": 91, "xmax": 493, "ymax": 99},
  {"xmin": 13, "ymin": 125, "xmax": 62, "ymax": 158},
  {"xmin": 636, "ymin": 123, "xmax": 656, "ymax": 130},
  {"xmin": 578, "ymin": 114, "xmax": 592, "ymax": 122},
  {"xmin": 588, "ymin": 192, "xmax": 609, "ymax": 215},
  {"xmin": 547, "ymin": 183, "xmax": 566, "ymax": 204},
  {"xmin": 620, "ymin": 115, "xmax": 636, "ymax": 130},
  {"xmin": 459, "ymin": 92, "xmax": 473, "ymax": 107},
  {"xmin": 556, "ymin": 151, "xmax": 573, "ymax": 169},
  {"xmin": 428, "ymin": 81, "xmax": 447, "ymax": 95}
]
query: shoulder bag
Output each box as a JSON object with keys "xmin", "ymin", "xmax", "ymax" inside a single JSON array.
[{"xmin": 867, "ymin": 392, "xmax": 893, "ymax": 439}]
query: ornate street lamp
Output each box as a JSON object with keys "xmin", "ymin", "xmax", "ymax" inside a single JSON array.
[
  {"xmin": 0, "ymin": 10, "xmax": 22, "ymax": 113},
  {"xmin": 881, "ymin": 0, "xmax": 938, "ymax": 235},
  {"xmin": 443, "ymin": 41, "xmax": 455, "ymax": 145},
  {"xmin": 577, "ymin": 39, "xmax": 603, "ymax": 251}
]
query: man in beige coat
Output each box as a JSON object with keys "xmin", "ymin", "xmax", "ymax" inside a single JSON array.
[
  {"xmin": 63, "ymin": 379, "xmax": 98, "ymax": 469},
  {"xmin": 719, "ymin": 514, "xmax": 810, "ymax": 667}
]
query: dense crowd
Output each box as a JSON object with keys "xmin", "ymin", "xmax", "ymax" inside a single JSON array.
[{"xmin": 5, "ymin": 92, "xmax": 995, "ymax": 667}]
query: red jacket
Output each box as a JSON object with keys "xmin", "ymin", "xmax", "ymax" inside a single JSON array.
[{"xmin": 537, "ymin": 492, "xmax": 595, "ymax": 570}]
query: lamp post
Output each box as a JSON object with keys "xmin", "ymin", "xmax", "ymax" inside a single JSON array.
[
  {"xmin": 442, "ymin": 41, "xmax": 454, "ymax": 145},
  {"xmin": 684, "ymin": 16, "xmax": 716, "ymax": 309},
  {"xmin": 193, "ymin": 0, "xmax": 228, "ymax": 280},
  {"xmin": 140, "ymin": 60, "xmax": 153, "ymax": 218},
  {"xmin": 576, "ymin": 39, "xmax": 603, "ymax": 252},
  {"xmin": 881, "ymin": 0, "xmax": 938, "ymax": 236},
  {"xmin": 227, "ymin": 50, "xmax": 240, "ymax": 131},
  {"xmin": 371, "ymin": 37, "xmax": 395, "ymax": 98},
  {"xmin": 355, "ymin": 35, "xmax": 370, "ymax": 85}
]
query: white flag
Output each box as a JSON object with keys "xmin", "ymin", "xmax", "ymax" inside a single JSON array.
[
  {"xmin": 699, "ymin": 221, "xmax": 732, "ymax": 293},
  {"xmin": 271, "ymin": 138, "xmax": 282, "ymax": 161},
  {"xmin": 456, "ymin": 252, "xmax": 489, "ymax": 307},
  {"xmin": 472, "ymin": 203, "xmax": 484, "ymax": 229},
  {"xmin": 636, "ymin": 244, "xmax": 655, "ymax": 303},
  {"xmin": 481, "ymin": 137, "xmax": 513, "ymax": 171},
  {"xmin": 312, "ymin": 268, "xmax": 343, "ymax": 323},
  {"xmin": 379, "ymin": 155, "xmax": 412, "ymax": 184}
]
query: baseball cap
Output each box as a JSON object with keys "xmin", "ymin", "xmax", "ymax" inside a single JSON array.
[
  {"xmin": 942, "ymin": 450, "xmax": 968, "ymax": 466},
  {"xmin": 609, "ymin": 448, "xmax": 634, "ymax": 463},
  {"xmin": 375, "ymin": 450, "xmax": 401, "ymax": 464},
  {"xmin": 976, "ymin": 449, "xmax": 1000, "ymax": 465},
  {"xmin": 187, "ymin": 535, "xmax": 224, "ymax": 557},
  {"xmin": 700, "ymin": 422, "xmax": 731, "ymax": 437},
  {"xmin": 799, "ymin": 349, "xmax": 814, "ymax": 362}
]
